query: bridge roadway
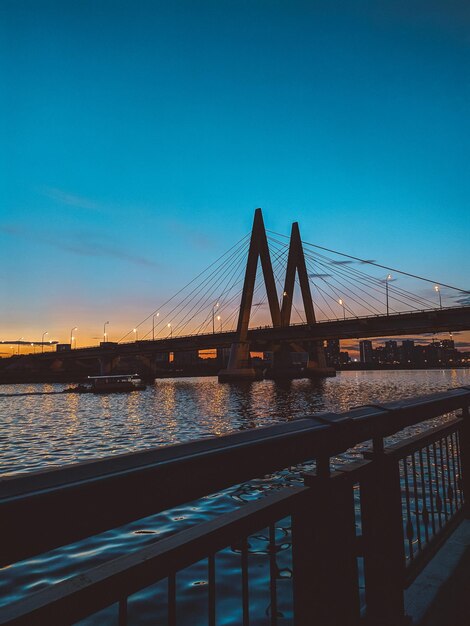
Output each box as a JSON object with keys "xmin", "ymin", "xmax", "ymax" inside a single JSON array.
[{"xmin": 35, "ymin": 305, "xmax": 470, "ymax": 361}]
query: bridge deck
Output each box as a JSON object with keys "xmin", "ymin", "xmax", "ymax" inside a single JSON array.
[{"xmin": 9, "ymin": 305, "xmax": 470, "ymax": 360}]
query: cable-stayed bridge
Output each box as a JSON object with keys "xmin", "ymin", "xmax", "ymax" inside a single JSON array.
[{"xmin": 2, "ymin": 209, "xmax": 469, "ymax": 381}]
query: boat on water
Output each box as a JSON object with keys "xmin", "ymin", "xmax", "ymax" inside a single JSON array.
[{"xmin": 65, "ymin": 374, "xmax": 147, "ymax": 394}]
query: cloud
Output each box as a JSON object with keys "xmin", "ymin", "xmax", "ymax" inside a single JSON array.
[
  {"xmin": 40, "ymin": 187, "xmax": 106, "ymax": 212},
  {"xmin": 54, "ymin": 239, "xmax": 159, "ymax": 268},
  {"xmin": 309, "ymin": 273, "xmax": 332, "ymax": 279},
  {"xmin": 0, "ymin": 224, "xmax": 159, "ymax": 268},
  {"xmin": 451, "ymin": 294, "xmax": 470, "ymax": 306},
  {"xmin": 331, "ymin": 260, "xmax": 353, "ymax": 265}
]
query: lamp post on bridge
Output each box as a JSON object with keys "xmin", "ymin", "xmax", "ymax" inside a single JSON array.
[
  {"xmin": 386, "ymin": 274, "xmax": 392, "ymax": 316},
  {"xmin": 212, "ymin": 302, "xmax": 219, "ymax": 334},
  {"xmin": 17, "ymin": 337, "xmax": 23, "ymax": 356},
  {"xmin": 217, "ymin": 315, "xmax": 222, "ymax": 332},
  {"xmin": 70, "ymin": 327, "xmax": 77, "ymax": 349},
  {"xmin": 434, "ymin": 285, "xmax": 442, "ymax": 310},
  {"xmin": 153, "ymin": 313, "xmax": 159, "ymax": 341},
  {"xmin": 133, "ymin": 328, "xmax": 138, "ymax": 342},
  {"xmin": 167, "ymin": 323, "xmax": 172, "ymax": 339},
  {"xmin": 103, "ymin": 321, "xmax": 109, "ymax": 343},
  {"xmin": 338, "ymin": 298, "xmax": 346, "ymax": 320},
  {"xmin": 41, "ymin": 331, "xmax": 48, "ymax": 354}
]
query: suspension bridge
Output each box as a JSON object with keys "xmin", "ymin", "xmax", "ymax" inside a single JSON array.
[{"xmin": 1, "ymin": 209, "xmax": 469, "ymax": 382}]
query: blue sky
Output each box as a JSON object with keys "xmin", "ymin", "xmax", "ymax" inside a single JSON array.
[{"xmin": 0, "ymin": 1, "xmax": 469, "ymax": 347}]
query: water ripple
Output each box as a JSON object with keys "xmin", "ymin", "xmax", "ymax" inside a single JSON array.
[{"xmin": 1, "ymin": 369, "xmax": 469, "ymax": 620}]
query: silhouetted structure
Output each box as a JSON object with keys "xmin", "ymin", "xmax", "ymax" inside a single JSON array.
[
  {"xmin": 354, "ymin": 338, "xmax": 470, "ymax": 368},
  {"xmin": 1, "ymin": 209, "xmax": 469, "ymax": 383},
  {"xmin": 219, "ymin": 209, "xmax": 334, "ymax": 381},
  {"xmin": 360, "ymin": 339, "xmax": 374, "ymax": 363}
]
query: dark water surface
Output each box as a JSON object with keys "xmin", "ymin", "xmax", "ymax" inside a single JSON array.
[{"xmin": 1, "ymin": 370, "xmax": 469, "ymax": 623}]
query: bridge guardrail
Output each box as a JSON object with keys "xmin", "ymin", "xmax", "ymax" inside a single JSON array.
[{"xmin": 12, "ymin": 304, "xmax": 469, "ymax": 354}]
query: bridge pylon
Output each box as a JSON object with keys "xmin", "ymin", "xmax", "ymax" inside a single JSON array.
[
  {"xmin": 218, "ymin": 208, "xmax": 280, "ymax": 382},
  {"xmin": 218, "ymin": 210, "xmax": 334, "ymax": 382},
  {"xmin": 266, "ymin": 220, "xmax": 334, "ymax": 380}
]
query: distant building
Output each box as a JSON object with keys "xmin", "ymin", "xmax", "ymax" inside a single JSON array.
[
  {"xmin": 325, "ymin": 339, "xmax": 341, "ymax": 367},
  {"xmin": 351, "ymin": 337, "xmax": 466, "ymax": 368},
  {"xmin": 401, "ymin": 340, "xmax": 415, "ymax": 364},
  {"xmin": 385, "ymin": 340, "xmax": 399, "ymax": 363},
  {"xmin": 339, "ymin": 351, "xmax": 350, "ymax": 365},
  {"xmin": 56, "ymin": 343, "xmax": 71, "ymax": 352},
  {"xmin": 374, "ymin": 346, "xmax": 386, "ymax": 364},
  {"xmin": 440, "ymin": 339, "xmax": 455, "ymax": 350},
  {"xmin": 359, "ymin": 340, "xmax": 374, "ymax": 363}
]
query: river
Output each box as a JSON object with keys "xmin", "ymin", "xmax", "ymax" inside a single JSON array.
[{"xmin": 1, "ymin": 369, "xmax": 469, "ymax": 624}]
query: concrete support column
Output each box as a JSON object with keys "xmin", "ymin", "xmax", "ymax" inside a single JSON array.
[
  {"xmin": 98, "ymin": 356, "xmax": 120, "ymax": 375},
  {"xmin": 304, "ymin": 340, "xmax": 336, "ymax": 378},
  {"xmin": 218, "ymin": 342, "xmax": 260, "ymax": 382},
  {"xmin": 267, "ymin": 341, "xmax": 335, "ymax": 380}
]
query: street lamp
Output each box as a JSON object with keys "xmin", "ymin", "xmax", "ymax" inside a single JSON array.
[
  {"xmin": 217, "ymin": 315, "xmax": 222, "ymax": 332},
  {"xmin": 153, "ymin": 312, "xmax": 159, "ymax": 341},
  {"xmin": 70, "ymin": 327, "xmax": 77, "ymax": 348},
  {"xmin": 103, "ymin": 321, "xmax": 109, "ymax": 343},
  {"xmin": 17, "ymin": 337, "xmax": 23, "ymax": 356},
  {"xmin": 41, "ymin": 331, "xmax": 48, "ymax": 354},
  {"xmin": 385, "ymin": 274, "xmax": 392, "ymax": 316},
  {"xmin": 212, "ymin": 302, "xmax": 219, "ymax": 334},
  {"xmin": 31, "ymin": 343, "xmax": 35, "ymax": 354},
  {"xmin": 434, "ymin": 285, "xmax": 442, "ymax": 310},
  {"xmin": 338, "ymin": 298, "xmax": 346, "ymax": 320},
  {"xmin": 133, "ymin": 328, "xmax": 138, "ymax": 342},
  {"xmin": 167, "ymin": 323, "xmax": 172, "ymax": 338}
]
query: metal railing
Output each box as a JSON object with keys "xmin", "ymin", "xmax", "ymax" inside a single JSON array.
[{"xmin": 1, "ymin": 387, "xmax": 470, "ymax": 625}]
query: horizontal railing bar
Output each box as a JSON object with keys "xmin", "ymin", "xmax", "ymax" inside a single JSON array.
[
  {"xmin": 347, "ymin": 389, "xmax": 468, "ymax": 440},
  {"xmin": 1, "ymin": 419, "xmax": 330, "ymax": 500},
  {"xmin": 0, "ymin": 487, "xmax": 307, "ymax": 626},
  {"xmin": 382, "ymin": 418, "xmax": 462, "ymax": 460},
  {"xmin": 4, "ymin": 388, "xmax": 468, "ymax": 500},
  {"xmin": 1, "ymin": 387, "xmax": 469, "ymax": 566}
]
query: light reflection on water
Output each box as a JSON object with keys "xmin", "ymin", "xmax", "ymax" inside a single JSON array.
[{"xmin": 1, "ymin": 369, "xmax": 469, "ymax": 621}]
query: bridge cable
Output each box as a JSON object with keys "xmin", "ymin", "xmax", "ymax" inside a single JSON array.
[
  {"xmin": 131, "ymin": 235, "xmax": 251, "ymax": 341},
  {"xmin": 118, "ymin": 233, "xmax": 251, "ymax": 342},
  {"xmin": 266, "ymin": 229, "xmax": 470, "ymax": 295},
  {"xmin": 304, "ymin": 248, "xmax": 439, "ymax": 310}
]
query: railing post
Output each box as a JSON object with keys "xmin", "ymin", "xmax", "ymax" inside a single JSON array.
[
  {"xmin": 292, "ymin": 459, "xmax": 361, "ymax": 626},
  {"xmin": 361, "ymin": 443, "xmax": 408, "ymax": 626},
  {"xmin": 459, "ymin": 402, "xmax": 470, "ymax": 518}
]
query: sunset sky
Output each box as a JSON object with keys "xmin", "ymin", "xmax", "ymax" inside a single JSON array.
[{"xmin": 1, "ymin": 1, "xmax": 469, "ymax": 352}]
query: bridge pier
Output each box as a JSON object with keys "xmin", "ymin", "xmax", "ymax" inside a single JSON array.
[
  {"xmin": 49, "ymin": 358, "xmax": 65, "ymax": 372},
  {"xmin": 265, "ymin": 341, "xmax": 335, "ymax": 380},
  {"xmin": 154, "ymin": 352, "xmax": 170, "ymax": 376},
  {"xmin": 218, "ymin": 342, "xmax": 262, "ymax": 382},
  {"xmin": 98, "ymin": 355, "xmax": 120, "ymax": 376},
  {"xmin": 304, "ymin": 340, "xmax": 336, "ymax": 378}
]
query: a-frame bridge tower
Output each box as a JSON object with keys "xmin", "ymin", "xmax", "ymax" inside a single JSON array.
[{"xmin": 218, "ymin": 209, "xmax": 335, "ymax": 382}]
